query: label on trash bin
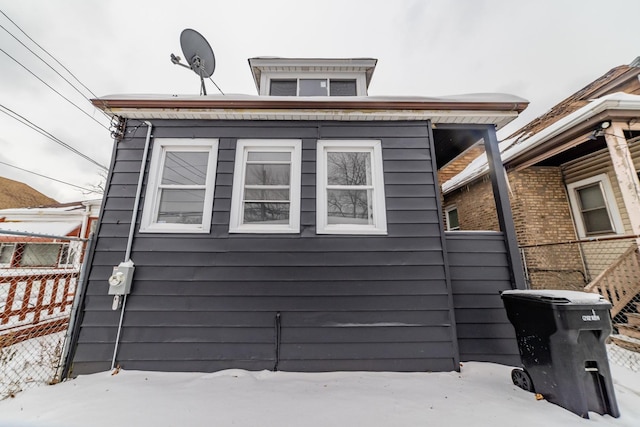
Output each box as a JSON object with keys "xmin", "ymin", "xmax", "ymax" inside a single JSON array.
[{"xmin": 582, "ymin": 309, "xmax": 601, "ymax": 322}]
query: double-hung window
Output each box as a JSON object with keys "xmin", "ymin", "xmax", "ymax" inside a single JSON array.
[
  {"xmin": 230, "ymin": 140, "xmax": 302, "ymax": 233},
  {"xmin": 567, "ymin": 174, "xmax": 623, "ymax": 238},
  {"xmin": 445, "ymin": 206, "xmax": 460, "ymax": 231},
  {"xmin": 316, "ymin": 140, "xmax": 387, "ymax": 234},
  {"xmin": 140, "ymin": 139, "xmax": 218, "ymax": 233}
]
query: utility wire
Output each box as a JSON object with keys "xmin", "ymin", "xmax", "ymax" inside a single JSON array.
[
  {"xmin": 0, "ymin": 104, "xmax": 109, "ymax": 171},
  {"xmin": 0, "ymin": 47, "xmax": 110, "ymax": 131},
  {"xmin": 0, "ymin": 21, "xmax": 111, "ymax": 121},
  {"xmin": 0, "ymin": 11, "xmax": 107, "ymax": 104},
  {"xmin": 0, "ymin": 160, "xmax": 101, "ymax": 194}
]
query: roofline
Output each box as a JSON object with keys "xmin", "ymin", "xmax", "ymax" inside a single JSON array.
[
  {"xmin": 442, "ymin": 93, "xmax": 640, "ymax": 193},
  {"xmin": 91, "ymin": 97, "xmax": 528, "ymax": 113}
]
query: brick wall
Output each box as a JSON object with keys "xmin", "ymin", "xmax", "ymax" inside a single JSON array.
[{"xmin": 442, "ymin": 166, "xmax": 585, "ymax": 289}]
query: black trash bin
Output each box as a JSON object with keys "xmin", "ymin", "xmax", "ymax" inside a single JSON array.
[{"xmin": 501, "ymin": 290, "xmax": 620, "ymax": 419}]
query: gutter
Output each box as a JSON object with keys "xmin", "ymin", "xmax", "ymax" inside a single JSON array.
[{"xmin": 442, "ymin": 93, "xmax": 640, "ymax": 194}]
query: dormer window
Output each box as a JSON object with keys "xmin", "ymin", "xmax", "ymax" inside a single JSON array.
[
  {"xmin": 249, "ymin": 57, "xmax": 377, "ymax": 97},
  {"xmin": 269, "ymin": 78, "xmax": 357, "ymax": 97}
]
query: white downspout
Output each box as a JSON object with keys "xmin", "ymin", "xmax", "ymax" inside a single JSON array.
[{"xmin": 111, "ymin": 121, "xmax": 153, "ymax": 370}]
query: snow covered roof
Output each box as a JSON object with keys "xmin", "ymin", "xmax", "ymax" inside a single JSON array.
[
  {"xmin": 0, "ymin": 221, "xmax": 81, "ymax": 237},
  {"xmin": 91, "ymin": 93, "xmax": 528, "ymax": 129},
  {"xmin": 442, "ymin": 92, "xmax": 640, "ymax": 194}
]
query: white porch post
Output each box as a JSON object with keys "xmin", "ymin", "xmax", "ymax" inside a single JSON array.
[{"xmin": 605, "ymin": 121, "xmax": 640, "ymax": 237}]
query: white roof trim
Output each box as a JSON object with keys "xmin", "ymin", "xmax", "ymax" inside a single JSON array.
[{"xmin": 442, "ymin": 92, "xmax": 640, "ymax": 194}]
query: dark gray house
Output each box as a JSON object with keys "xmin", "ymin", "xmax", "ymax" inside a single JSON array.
[{"xmin": 66, "ymin": 57, "xmax": 529, "ymax": 376}]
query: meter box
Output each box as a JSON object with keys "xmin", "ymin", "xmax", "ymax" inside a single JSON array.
[{"xmin": 108, "ymin": 261, "xmax": 135, "ymax": 295}]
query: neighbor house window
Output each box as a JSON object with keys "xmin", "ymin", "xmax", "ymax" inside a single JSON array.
[
  {"xmin": 445, "ymin": 206, "xmax": 460, "ymax": 231},
  {"xmin": 58, "ymin": 242, "xmax": 80, "ymax": 267},
  {"xmin": 19, "ymin": 243, "xmax": 60, "ymax": 267},
  {"xmin": 230, "ymin": 140, "xmax": 302, "ymax": 233},
  {"xmin": 567, "ymin": 174, "xmax": 623, "ymax": 238},
  {"xmin": 268, "ymin": 78, "xmax": 357, "ymax": 96},
  {"xmin": 140, "ymin": 139, "xmax": 218, "ymax": 233},
  {"xmin": 0, "ymin": 243, "xmax": 15, "ymax": 266},
  {"xmin": 316, "ymin": 140, "xmax": 387, "ymax": 234}
]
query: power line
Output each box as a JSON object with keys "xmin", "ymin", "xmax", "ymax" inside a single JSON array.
[
  {"xmin": 0, "ymin": 160, "xmax": 101, "ymax": 194},
  {"xmin": 0, "ymin": 20, "xmax": 111, "ymax": 121},
  {"xmin": 0, "ymin": 104, "xmax": 109, "ymax": 171},
  {"xmin": 0, "ymin": 10, "xmax": 103, "ymax": 103},
  {"xmin": 0, "ymin": 47, "xmax": 110, "ymax": 131}
]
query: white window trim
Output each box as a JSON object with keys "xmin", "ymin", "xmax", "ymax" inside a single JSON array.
[
  {"xmin": 230, "ymin": 139, "xmax": 302, "ymax": 234},
  {"xmin": 445, "ymin": 205, "xmax": 460, "ymax": 231},
  {"xmin": 140, "ymin": 139, "xmax": 218, "ymax": 233},
  {"xmin": 566, "ymin": 173, "xmax": 624, "ymax": 238},
  {"xmin": 316, "ymin": 140, "xmax": 387, "ymax": 235},
  {"xmin": 261, "ymin": 72, "xmax": 366, "ymax": 96},
  {"xmin": 0, "ymin": 243, "xmax": 15, "ymax": 267}
]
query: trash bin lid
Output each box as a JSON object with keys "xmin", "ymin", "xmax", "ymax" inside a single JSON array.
[{"xmin": 501, "ymin": 289, "xmax": 609, "ymax": 305}]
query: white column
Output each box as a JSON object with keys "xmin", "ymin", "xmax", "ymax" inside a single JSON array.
[{"xmin": 605, "ymin": 121, "xmax": 640, "ymax": 236}]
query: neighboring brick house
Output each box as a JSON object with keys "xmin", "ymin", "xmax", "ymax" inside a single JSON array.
[{"xmin": 441, "ymin": 58, "xmax": 640, "ymax": 299}]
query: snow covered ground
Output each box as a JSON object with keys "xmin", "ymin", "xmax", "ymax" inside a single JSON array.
[{"xmin": 0, "ymin": 361, "xmax": 638, "ymax": 426}]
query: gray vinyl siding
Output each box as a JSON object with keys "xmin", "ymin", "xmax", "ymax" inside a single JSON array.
[
  {"xmin": 71, "ymin": 120, "xmax": 459, "ymax": 375},
  {"xmin": 447, "ymin": 231, "xmax": 520, "ymax": 366}
]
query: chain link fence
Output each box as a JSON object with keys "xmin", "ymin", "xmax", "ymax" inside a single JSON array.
[
  {"xmin": 520, "ymin": 234, "xmax": 640, "ymax": 371},
  {"xmin": 0, "ymin": 232, "xmax": 87, "ymax": 399}
]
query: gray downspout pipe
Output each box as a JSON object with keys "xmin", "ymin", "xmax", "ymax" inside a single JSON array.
[{"xmin": 110, "ymin": 121, "xmax": 153, "ymax": 370}]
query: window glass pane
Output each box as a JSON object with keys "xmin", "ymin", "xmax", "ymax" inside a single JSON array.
[
  {"xmin": 247, "ymin": 152, "xmax": 290, "ymax": 162},
  {"xmin": 0, "ymin": 244, "xmax": 15, "ymax": 264},
  {"xmin": 20, "ymin": 244, "xmax": 60, "ymax": 266},
  {"xmin": 244, "ymin": 202, "xmax": 290, "ymax": 223},
  {"xmin": 327, "ymin": 189, "xmax": 371, "ymax": 225},
  {"xmin": 270, "ymin": 80, "xmax": 297, "ymax": 96},
  {"xmin": 161, "ymin": 152, "xmax": 208, "ymax": 185},
  {"xmin": 244, "ymin": 189, "xmax": 289, "ymax": 201},
  {"xmin": 330, "ymin": 80, "xmax": 357, "ymax": 96},
  {"xmin": 577, "ymin": 184, "xmax": 606, "ymax": 210},
  {"xmin": 299, "ymin": 79, "xmax": 328, "ymax": 96},
  {"xmin": 583, "ymin": 209, "xmax": 613, "ymax": 234},
  {"xmin": 327, "ymin": 152, "xmax": 371, "ymax": 186},
  {"xmin": 448, "ymin": 209, "xmax": 460, "ymax": 230},
  {"xmin": 245, "ymin": 164, "xmax": 290, "ymax": 185},
  {"xmin": 157, "ymin": 189, "xmax": 205, "ymax": 224}
]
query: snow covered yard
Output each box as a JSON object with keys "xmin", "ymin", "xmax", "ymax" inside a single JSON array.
[{"xmin": 0, "ymin": 361, "xmax": 638, "ymax": 426}]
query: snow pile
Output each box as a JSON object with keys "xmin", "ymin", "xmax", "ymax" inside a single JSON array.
[{"xmin": 0, "ymin": 361, "xmax": 638, "ymax": 426}]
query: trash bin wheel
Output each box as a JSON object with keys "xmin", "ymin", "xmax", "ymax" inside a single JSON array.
[{"xmin": 511, "ymin": 368, "xmax": 535, "ymax": 392}]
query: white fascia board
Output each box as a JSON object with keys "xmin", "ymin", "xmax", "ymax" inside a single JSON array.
[{"xmin": 442, "ymin": 92, "xmax": 640, "ymax": 194}]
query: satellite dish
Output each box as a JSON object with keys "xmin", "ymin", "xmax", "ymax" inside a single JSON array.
[{"xmin": 170, "ymin": 28, "xmax": 223, "ymax": 95}]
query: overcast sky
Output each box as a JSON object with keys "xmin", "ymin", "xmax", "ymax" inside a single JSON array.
[{"xmin": 1, "ymin": 0, "xmax": 639, "ymax": 203}]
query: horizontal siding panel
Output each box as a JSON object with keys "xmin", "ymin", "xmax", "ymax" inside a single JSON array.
[
  {"xmin": 85, "ymin": 294, "xmax": 451, "ymax": 312},
  {"xmin": 454, "ymin": 308, "xmax": 512, "ymax": 324},
  {"xmin": 280, "ymin": 342, "xmax": 454, "ymax": 359},
  {"xmin": 447, "ymin": 252, "xmax": 509, "ymax": 267},
  {"xmin": 86, "ymin": 280, "xmax": 450, "ymax": 298},
  {"xmin": 77, "ymin": 327, "xmax": 274, "ymax": 344},
  {"xmin": 97, "ymin": 236, "xmax": 445, "ymax": 252},
  {"xmin": 453, "ymin": 294, "xmax": 508, "ymax": 309},
  {"xmin": 383, "ymin": 160, "xmax": 432, "ymax": 172},
  {"xmin": 457, "ymin": 339, "xmax": 518, "ymax": 355},
  {"xmin": 91, "ymin": 250, "xmax": 445, "ymax": 268},
  {"xmin": 456, "ymin": 323, "xmax": 515, "ymax": 339},
  {"xmin": 382, "ymin": 149, "xmax": 431, "ymax": 160},
  {"xmin": 278, "ymin": 358, "xmax": 455, "ymax": 372},
  {"xmin": 88, "ymin": 265, "xmax": 447, "ymax": 282},
  {"xmin": 451, "ymin": 280, "xmax": 513, "ymax": 294},
  {"xmin": 282, "ymin": 326, "xmax": 453, "ymax": 343},
  {"xmin": 449, "ymin": 266, "xmax": 510, "ymax": 281},
  {"xmin": 117, "ymin": 342, "xmax": 276, "ymax": 361},
  {"xmin": 79, "ymin": 310, "xmax": 453, "ymax": 328}
]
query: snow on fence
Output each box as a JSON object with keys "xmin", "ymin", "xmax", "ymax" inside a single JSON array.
[{"xmin": 0, "ymin": 232, "xmax": 85, "ymax": 399}]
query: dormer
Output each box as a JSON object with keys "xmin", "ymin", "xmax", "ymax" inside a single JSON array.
[{"xmin": 248, "ymin": 57, "xmax": 377, "ymax": 97}]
